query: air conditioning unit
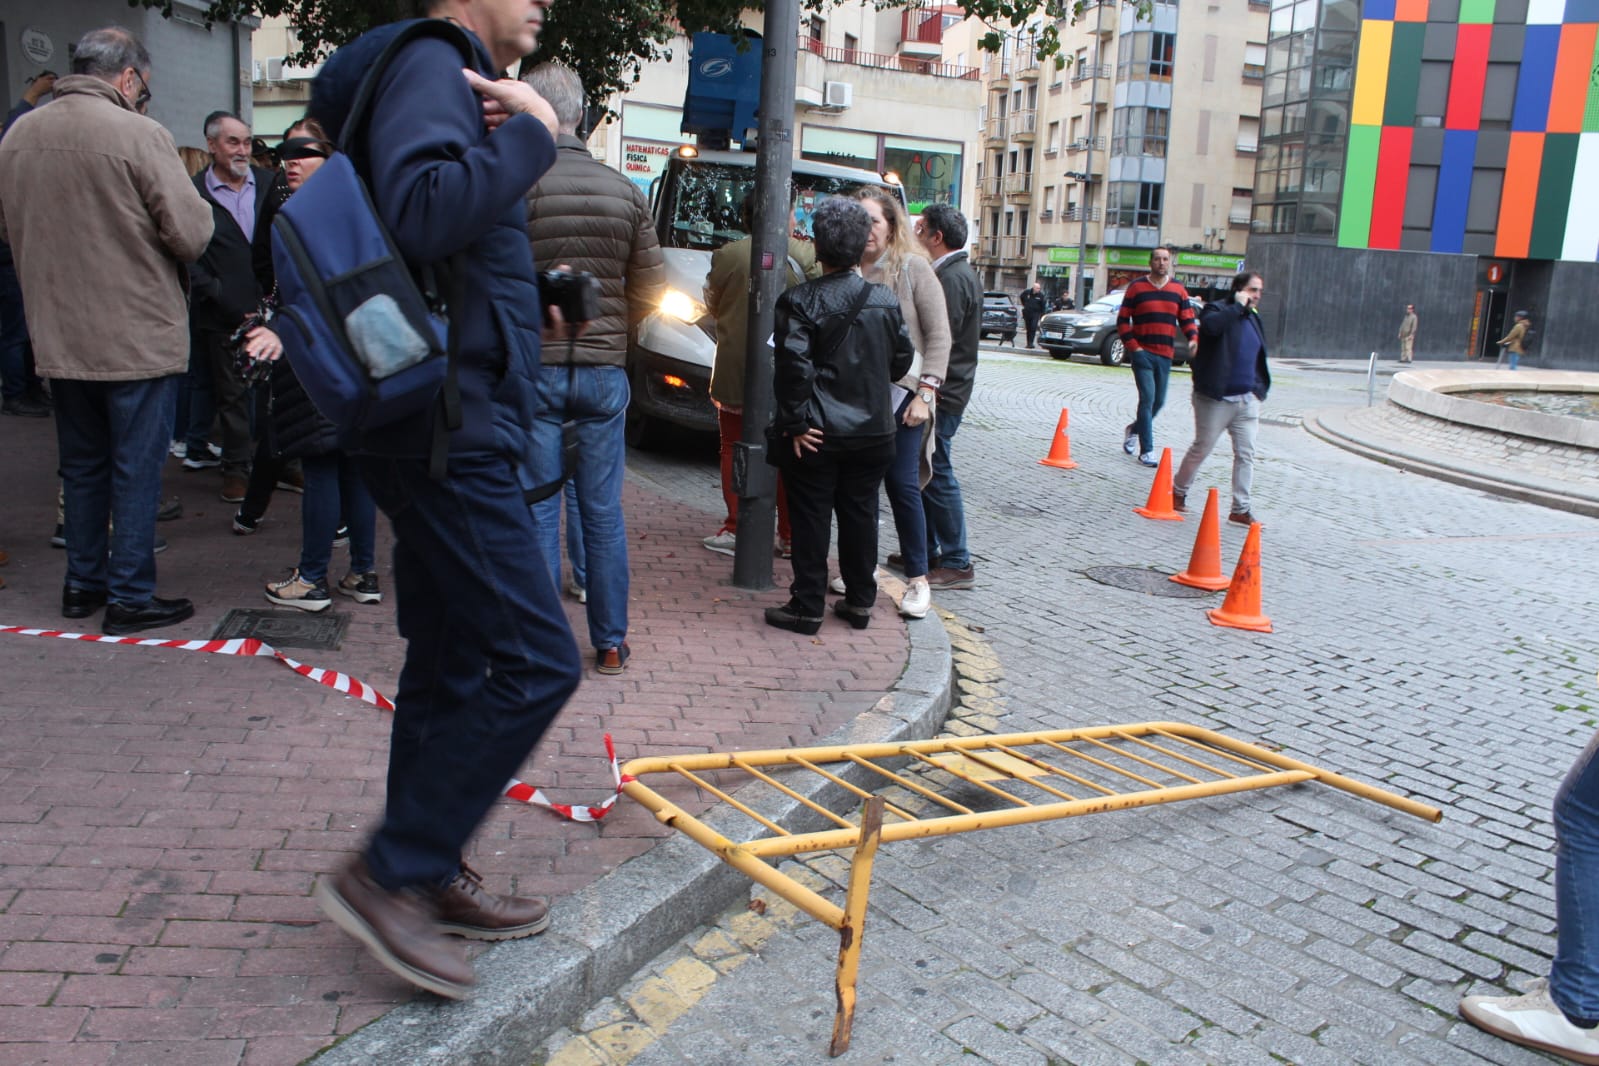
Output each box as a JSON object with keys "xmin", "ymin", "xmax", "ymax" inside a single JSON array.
[
  {"xmin": 253, "ymin": 56, "xmax": 285, "ymax": 82},
  {"xmin": 823, "ymin": 81, "xmax": 853, "ymax": 109}
]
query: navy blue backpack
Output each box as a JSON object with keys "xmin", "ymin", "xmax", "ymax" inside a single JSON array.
[{"xmin": 270, "ymin": 20, "xmax": 473, "ymax": 470}]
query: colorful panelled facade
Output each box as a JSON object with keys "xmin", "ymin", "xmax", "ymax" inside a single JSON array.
[{"xmin": 1339, "ymin": 0, "xmax": 1599, "ymax": 260}]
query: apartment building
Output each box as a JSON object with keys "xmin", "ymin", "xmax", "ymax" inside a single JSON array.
[
  {"xmin": 589, "ymin": 5, "xmax": 982, "ymax": 211},
  {"xmin": 966, "ymin": 0, "xmax": 1270, "ymax": 304}
]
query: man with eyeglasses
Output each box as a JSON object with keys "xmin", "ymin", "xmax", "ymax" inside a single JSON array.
[{"xmin": 0, "ymin": 27, "xmax": 213, "ymax": 633}]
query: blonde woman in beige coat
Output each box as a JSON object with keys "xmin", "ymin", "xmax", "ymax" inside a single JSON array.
[{"xmin": 855, "ymin": 187, "xmax": 951, "ymax": 619}]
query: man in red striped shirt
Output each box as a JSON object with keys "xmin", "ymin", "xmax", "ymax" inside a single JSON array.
[{"xmin": 1116, "ymin": 246, "xmax": 1197, "ymax": 466}]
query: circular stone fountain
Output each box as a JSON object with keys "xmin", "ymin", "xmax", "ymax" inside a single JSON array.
[{"xmin": 1306, "ymin": 369, "xmax": 1599, "ymax": 517}]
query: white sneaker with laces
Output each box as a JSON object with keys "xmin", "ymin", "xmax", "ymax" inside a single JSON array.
[
  {"xmin": 1461, "ymin": 978, "xmax": 1599, "ymax": 1065},
  {"xmin": 1138, "ymin": 451, "xmax": 1159, "ymax": 467},
  {"xmin": 1123, "ymin": 427, "xmax": 1137, "ymax": 455},
  {"xmin": 899, "ymin": 577, "xmax": 931, "ymax": 619},
  {"xmin": 702, "ymin": 529, "xmax": 736, "ymax": 556}
]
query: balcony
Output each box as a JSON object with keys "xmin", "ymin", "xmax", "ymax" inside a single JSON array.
[
  {"xmin": 1085, "ymin": 2, "xmax": 1118, "ymax": 35},
  {"xmin": 1063, "ymin": 206, "xmax": 1101, "ymax": 222},
  {"xmin": 984, "ymin": 52, "xmax": 1013, "ymax": 86},
  {"xmin": 1009, "ymin": 109, "xmax": 1038, "ymax": 142},
  {"xmin": 1003, "ymin": 172, "xmax": 1033, "ymax": 200},
  {"xmin": 984, "ymin": 115, "xmax": 1007, "ymax": 144},
  {"xmin": 796, "ymin": 36, "xmax": 978, "ymax": 80},
  {"xmin": 1243, "ymin": 64, "xmax": 1265, "ymax": 81},
  {"xmin": 999, "ymin": 236, "xmax": 1031, "ymax": 264},
  {"xmin": 1229, "ymin": 211, "xmax": 1252, "ymax": 226},
  {"xmin": 1015, "ymin": 42, "xmax": 1039, "ymax": 80},
  {"xmin": 1066, "ymin": 136, "xmax": 1106, "ymax": 154},
  {"xmin": 899, "ymin": 8, "xmax": 945, "ymax": 58},
  {"xmin": 979, "ymin": 175, "xmax": 1004, "ymax": 204}
]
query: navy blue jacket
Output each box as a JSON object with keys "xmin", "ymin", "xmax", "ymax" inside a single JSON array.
[
  {"xmin": 1192, "ymin": 300, "xmax": 1270, "ymax": 402},
  {"xmin": 309, "ymin": 21, "xmax": 556, "ymax": 463}
]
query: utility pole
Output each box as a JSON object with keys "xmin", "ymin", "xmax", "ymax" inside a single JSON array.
[{"xmin": 732, "ymin": 0, "xmax": 798, "ymax": 589}]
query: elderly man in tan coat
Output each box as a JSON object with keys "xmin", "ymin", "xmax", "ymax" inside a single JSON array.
[{"xmin": 0, "ymin": 26, "xmax": 213, "ymax": 635}]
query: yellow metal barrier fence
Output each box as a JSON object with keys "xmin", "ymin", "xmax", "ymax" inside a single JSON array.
[{"xmin": 621, "ymin": 721, "xmax": 1442, "ymax": 1055}]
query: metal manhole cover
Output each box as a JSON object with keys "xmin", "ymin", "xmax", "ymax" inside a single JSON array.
[
  {"xmin": 1082, "ymin": 565, "xmax": 1217, "ymax": 599},
  {"xmin": 212, "ymin": 608, "xmax": 350, "ymax": 650}
]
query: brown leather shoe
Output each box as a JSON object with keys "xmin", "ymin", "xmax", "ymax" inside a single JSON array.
[
  {"xmin": 596, "ymin": 643, "xmax": 631, "ymax": 675},
  {"xmin": 220, "ymin": 476, "xmax": 247, "ymax": 504},
  {"xmin": 430, "ymin": 863, "xmax": 550, "ymax": 941},
  {"xmin": 925, "ymin": 566, "xmax": 975, "ymax": 590},
  {"xmin": 1228, "ymin": 510, "xmax": 1263, "ymax": 528},
  {"xmin": 1172, "ymin": 492, "xmax": 1188, "ymax": 513},
  {"xmin": 315, "ymin": 857, "xmax": 475, "ymax": 999}
]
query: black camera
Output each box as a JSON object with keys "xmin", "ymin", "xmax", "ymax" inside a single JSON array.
[{"xmin": 538, "ymin": 269, "xmax": 601, "ymax": 326}]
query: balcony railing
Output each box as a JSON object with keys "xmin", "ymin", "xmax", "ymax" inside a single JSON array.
[
  {"xmin": 1009, "ymin": 109, "xmax": 1038, "ymax": 140},
  {"xmin": 1063, "ymin": 206, "xmax": 1102, "ymax": 221},
  {"xmin": 1003, "ymin": 172, "xmax": 1033, "ymax": 196},
  {"xmin": 1066, "ymin": 136, "xmax": 1106, "ymax": 153},
  {"xmin": 798, "ymin": 36, "xmax": 978, "ymax": 79},
  {"xmin": 979, "ymin": 175, "xmax": 1004, "ymax": 200},
  {"xmin": 900, "ymin": 8, "xmax": 944, "ymax": 45},
  {"xmin": 984, "ymin": 115, "xmax": 1007, "ymax": 142},
  {"xmin": 984, "ymin": 53, "xmax": 1013, "ymax": 82},
  {"xmin": 1243, "ymin": 64, "xmax": 1265, "ymax": 80},
  {"xmin": 1071, "ymin": 63, "xmax": 1112, "ymax": 84}
]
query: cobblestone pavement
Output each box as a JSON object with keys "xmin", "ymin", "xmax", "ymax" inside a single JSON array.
[{"xmin": 540, "ymin": 351, "xmax": 1599, "ymax": 1065}]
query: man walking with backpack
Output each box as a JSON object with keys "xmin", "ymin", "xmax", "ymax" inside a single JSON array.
[{"xmin": 304, "ymin": 0, "xmax": 577, "ymax": 1000}]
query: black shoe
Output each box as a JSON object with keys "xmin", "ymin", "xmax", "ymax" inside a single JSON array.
[
  {"xmin": 764, "ymin": 602, "xmax": 822, "ymax": 635},
  {"xmin": 62, "ymin": 585, "xmax": 108, "ymax": 619},
  {"xmin": 50, "ymin": 523, "xmax": 65, "ymax": 549},
  {"xmin": 102, "ymin": 597, "xmax": 194, "ymax": 636},
  {"xmin": 2, "ymin": 396, "xmax": 50, "ymax": 417},
  {"xmin": 832, "ymin": 600, "xmax": 871, "ymax": 630},
  {"xmin": 157, "ymin": 497, "xmax": 183, "ymax": 522}
]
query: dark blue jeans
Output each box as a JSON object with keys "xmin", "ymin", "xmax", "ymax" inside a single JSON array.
[
  {"xmin": 0, "ymin": 259, "xmax": 42, "ymax": 402},
  {"xmin": 1129, "ymin": 348, "xmax": 1172, "ymax": 456},
  {"xmin": 53, "ymin": 375, "xmax": 178, "ymax": 606},
  {"xmin": 297, "ymin": 452, "xmax": 376, "ymax": 585},
  {"xmin": 884, "ymin": 416, "xmax": 930, "ymax": 579},
  {"xmin": 355, "ymin": 452, "xmax": 581, "ymax": 890},
  {"xmin": 1552, "ymin": 731, "xmax": 1599, "ymax": 1024},
  {"xmin": 921, "ymin": 410, "xmax": 969, "ymax": 570}
]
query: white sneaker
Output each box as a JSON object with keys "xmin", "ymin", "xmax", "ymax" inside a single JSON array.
[
  {"xmin": 1138, "ymin": 451, "xmax": 1159, "ymax": 468},
  {"xmin": 899, "ymin": 577, "xmax": 931, "ymax": 619},
  {"xmin": 169, "ymin": 440, "xmax": 187, "ymax": 459},
  {"xmin": 565, "ymin": 577, "xmax": 587, "ymax": 604},
  {"xmin": 1461, "ymin": 978, "xmax": 1599, "ymax": 1065},
  {"xmin": 702, "ymin": 529, "xmax": 736, "ymax": 556},
  {"xmin": 828, "ymin": 575, "xmax": 847, "ymax": 595},
  {"xmin": 1123, "ymin": 426, "xmax": 1137, "ymax": 455}
]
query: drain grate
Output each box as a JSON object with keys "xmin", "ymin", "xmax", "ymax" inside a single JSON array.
[
  {"xmin": 212, "ymin": 607, "xmax": 350, "ymax": 650},
  {"xmin": 1082, "ymin": 565, "xmax": 1217, "ymax": 599}
]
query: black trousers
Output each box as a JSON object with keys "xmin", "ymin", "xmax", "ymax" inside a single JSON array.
[
  {"xmin": 1024, "ymin": 313, "xmax": 1042, "ymax": 347},
  {"xmin": 779, "ymin": 439, "xmax": 895, "ymax": 617}
]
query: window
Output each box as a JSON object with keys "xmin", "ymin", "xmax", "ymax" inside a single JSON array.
[
  {"xmin": 1043, "ymin": 185, "xmax": 1056, "ymax": 215},
  {"xmin": 1047, "ymin": 120, "xmax": 1061, "ymax": 154},
  {"xmin": 1106, "ymin": 181, "xmax": 1163, "ymax": 230},
  {"xmin": 843, "ymin": 33, "xmax": 859, "ymax": 61},
  {"xmin": 1243, "ymin": 42, "xmax": 1266, "ymax": 80},
  {"xmin": 1116, "ymin": 31, "xmax": 1176, "ymax": 82},
  {"xmin": 883, "ymin": 134, "xmax": 963, "ymax": 212},
  {"xmin": 1237, "ymin": 116, "xmax": 1260, "ymax": 153},
  {"xmin": 1111, "ymin": 107, "xmax": 1170, "ymax": 157},
  {"xmin": 808, "ymin": 16, "xmax": 824, "ymax": 43},
  {"xmin": 1069, "ymin": 116, "xmax": 1082, "ymax": 143}
]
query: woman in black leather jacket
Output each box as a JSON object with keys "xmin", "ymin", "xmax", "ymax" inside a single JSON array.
[{"xmin": 765, "ymin": 197, "xmax": 915, "ymax": 635}]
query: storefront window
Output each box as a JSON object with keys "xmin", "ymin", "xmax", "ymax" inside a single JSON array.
[{"xmin": 799, "ymin": 127, "xmax": 877, "ymax": 172}]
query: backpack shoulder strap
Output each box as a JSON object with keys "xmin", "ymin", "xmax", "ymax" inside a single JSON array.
[{"xmin": 339, "ymin": 19, "xmax": 478, "ymax": 158}]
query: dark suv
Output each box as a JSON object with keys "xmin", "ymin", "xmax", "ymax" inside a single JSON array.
[
  {"xmin": 1038, "ymin": 293, "xmax": 1205, "ymax": 366},
  {"xmin": 980, "ymin": 292, "xmax": 1018, "ymax": 343}
]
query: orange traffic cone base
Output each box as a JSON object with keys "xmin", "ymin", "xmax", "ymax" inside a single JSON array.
[
  {"xmin": 1038, "ymin": 409, "xmax": 1078, "ymax": 469},
  {"xmin": 1208, "ymin": 521, "xmax": 1273, "ymax": 632},
  {"xmin": 1134, "ymin": 448, "xmax": 1183, "ymax": 521},
  {"xmin": 1207, "ymin": 606, "xmax": 1274, "ymax": 632},
  {"xmin": 1175, "ymin": 572, "xmax": 1232, "ymax": 591}
]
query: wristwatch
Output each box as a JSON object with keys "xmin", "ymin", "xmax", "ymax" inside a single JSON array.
[{"xmin": 916, "ymin": 387, "xmax": 936, "ymax": 405}]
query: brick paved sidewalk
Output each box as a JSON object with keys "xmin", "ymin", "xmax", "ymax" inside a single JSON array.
[{"xmin": 0, "ymin": 412, "xmax": 908, "ymax": 1066}]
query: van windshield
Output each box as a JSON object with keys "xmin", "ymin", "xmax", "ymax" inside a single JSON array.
[{"xmin": 658, "ymin": 160, "xmax": 888, "ymax": 251}]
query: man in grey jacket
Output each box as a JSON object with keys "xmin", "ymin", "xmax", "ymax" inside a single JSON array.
[
  {"xmin": 523, "ymin": 62, "xmax": 664, "ymax": 675},
  {"xmin": 915, "ymin": 203, "xmax": 980, "ymax": 589},
  {"xmin": 0, "ymin": 27, "xmax": 213, "ymax": 634}
]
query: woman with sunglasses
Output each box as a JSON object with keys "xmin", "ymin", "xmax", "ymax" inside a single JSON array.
[{"xmin": 235, "ymin": 118, "xmax": 382, "ymax": 612}]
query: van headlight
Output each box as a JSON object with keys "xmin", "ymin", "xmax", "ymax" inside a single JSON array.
[{"xmin": 660, "ymin": 288, "xmax": 709, "ymax": 323}]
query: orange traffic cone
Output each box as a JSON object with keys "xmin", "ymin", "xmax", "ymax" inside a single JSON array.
[
  {"xmin": 1207, "ymin": 522, "xmax": 1273, "ymax": 632},
  {"xmin": 1171, "ymin": 488, "xmax": 1230, "ymax": 590},
  {"xmin": 1133, "ymin": 447, "xmax": 1183, "ymax": 520},
  {"xmin": 1038, "ymin": 408, "xmax": 1078, "ymax": 469}
]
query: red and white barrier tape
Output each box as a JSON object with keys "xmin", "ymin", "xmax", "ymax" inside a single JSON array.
[{"xmin": 0, "ymin": 625, "xmax": 630, "ymax": 821}]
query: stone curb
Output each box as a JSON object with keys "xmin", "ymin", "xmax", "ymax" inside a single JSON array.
[
  {"xmin": 308, "ymin": 611, "xmax": 954, "ymax": 1065},
  {"xmin": 1304, "ymin": 404, "xmax": 1599, "ymax": 520}
]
